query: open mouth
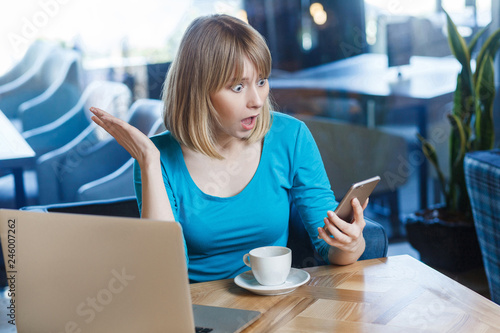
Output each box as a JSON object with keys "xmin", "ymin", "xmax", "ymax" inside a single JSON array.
[{"xmin": 241, "ymin": 116, "xmax": 257, "ymax": 130}]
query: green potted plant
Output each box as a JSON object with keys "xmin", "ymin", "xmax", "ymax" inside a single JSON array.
[{"xmin": 405, "ymin": 10, "xmax": 499, "ymax": 272}]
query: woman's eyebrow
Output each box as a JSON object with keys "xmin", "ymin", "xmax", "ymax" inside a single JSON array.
[
  {"xmin": 228, "ymin": 74, "xmax": 264, "ymax": 84},
  {"xmin": 240, "ymin": 75, "xmax": 265, "ymax": 81},
  {"xmin": 227, "ymin": 77, "xmax": 248, "ymax": 84}
]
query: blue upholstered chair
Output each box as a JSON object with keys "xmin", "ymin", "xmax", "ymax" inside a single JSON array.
[
  {"xmin": 0, "ymin": 47, "xmax": 83, "ymax": 128},
  {"xmin": 0, "ymin": 41, "xmax": 57, "ymax": 121},
  {"xmin": 21, "ymin": 196, "xmax": 388, "ymax": 268},
  {"xmin": 464, "ymin": 149, "xmax": 500, "ymax": 305},
  {"xmin": 35, "ymin": 99, "xmax": 161, "ymax": 204},
  {"xmin": 18, "ymin": 48, "xmax": 84, "ymax": 131},
  {"xmin": 23, "ymin": 81, "xmax": 132, "ymax": 156},
  {"xmin": 76, "ymin": 158, "xmax": 136, "ymax": 201},
  {"xmin": 0, "ymin": 40, "xmax": 56, "ymax": 86},
  {"xmin": 75, "ymin": 118, "xmax": 164, "ymax": 201}
]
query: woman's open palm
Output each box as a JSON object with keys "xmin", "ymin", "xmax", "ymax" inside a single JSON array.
[{"xmin": 90, "ymin": 107, "xmax": 160, "ymax": 166}]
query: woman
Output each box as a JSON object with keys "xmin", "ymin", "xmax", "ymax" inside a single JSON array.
[{"xmin": 90, "ymin": 14, "xmax": 368, "ymax": 282}]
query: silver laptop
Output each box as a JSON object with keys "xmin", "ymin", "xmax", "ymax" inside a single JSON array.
[{"xmin": 0, "ymin": 209, "xmax": 260, "ymax": 333}]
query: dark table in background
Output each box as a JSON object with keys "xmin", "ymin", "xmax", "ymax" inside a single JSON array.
[{"xmin": 270, "ymin": 54, "xmax": 461, "ymax": 209}]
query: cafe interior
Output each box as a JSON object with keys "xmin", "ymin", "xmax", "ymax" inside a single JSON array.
[{"xmin": 1, "ymin": 0, "xmax": 500, "ymax": 331}]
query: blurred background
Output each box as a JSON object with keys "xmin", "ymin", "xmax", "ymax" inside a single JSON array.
[
  {"xmin": 1, "ymin": 0, "xmax": 499, "ymax": 295},
  {"xmin": 0, "ymin": 0, "xmax": 494, "ymax": 74},
  {"xmin": 1, "ymin": 0, "xmax": 498, "ymax": 230}
]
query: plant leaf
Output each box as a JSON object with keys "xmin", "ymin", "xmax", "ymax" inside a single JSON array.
[
  {"xmin": 474, "ymin": 28, "xmax": 500, "ymax": 85},
  {"xmin": 452, "ymin": 72, "xmax": 475, "ymax": 121},
  {"xmin": 475, "ymin": 55, "xmax": 496, "ymax": 150},
  {"xmin": 448, "ymin": 113, "xmax": 467, "ymax": 168},
  {"xmin": 445, "ymin": 10, "xmax": 474, "ymax": 95},
  {"xmin": 416, "ymin": 133, "xmax": 448, "ymax": 199},
  {"xmin": 468, "ymin": 23, "xmax": 491, "ymax": 55}
]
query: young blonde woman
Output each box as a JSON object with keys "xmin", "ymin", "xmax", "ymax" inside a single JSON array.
[{"xmin": 90, "ymin": 14, "xmax": 368, "ymax": 283}]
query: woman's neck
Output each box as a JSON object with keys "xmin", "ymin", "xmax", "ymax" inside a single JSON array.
[{"xmin": 214, "ymin": 138, "xmax": 250, "ymax": 159}]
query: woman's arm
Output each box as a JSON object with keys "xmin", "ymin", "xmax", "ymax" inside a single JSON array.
[
  {"xmin": 90, "ymin": 107, "xmax": 174, "ymax": 221},
  {"xmin": 287, "ymin": 119, "xmax": 368, "ymax": 266}
]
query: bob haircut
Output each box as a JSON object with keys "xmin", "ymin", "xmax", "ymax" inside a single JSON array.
[{"xmin": 162, "ymin": 14, "xmax": 273, "ymax": 159}]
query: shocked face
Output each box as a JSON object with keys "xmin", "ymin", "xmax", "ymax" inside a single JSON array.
[{"xmin": 210, "ymin": 57, "xmax": 269, "ymax": 143}]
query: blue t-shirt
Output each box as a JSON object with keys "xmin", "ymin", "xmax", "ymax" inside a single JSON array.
[{"xmin": 134, "ymin": 112, "xmax": 338, "ymax": 282}]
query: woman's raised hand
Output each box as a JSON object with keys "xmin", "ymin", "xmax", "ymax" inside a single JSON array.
[
  {"xmin": 90, "ymin": 107, "xmax": 160, "ymax": 167},
  {"xmin": 91, "ymin": 107, "xmax": 173, "ymax": 221}
]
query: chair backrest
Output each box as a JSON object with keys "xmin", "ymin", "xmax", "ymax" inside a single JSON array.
[
  {"xmin": 23, "ymin": 81, "xmax": 132, "ymax": 155},
  {"xmin": 82, "ymin": 80, "xmax": 132, "ymax": 140},
  {"xmin": 21, "ymin": 196, "xmax": 141, "ymax": 217},
  {"xmin": 297, "ymin": 115, "xmax": 408, "ymax": 197},
  {"xmin": 19, "ymin": 48, "xmax": 84, "ymax": 131},
  {"xmin": 37, "ymin": 48, "xmax": 82, "ymax": 87},
  {"xmin": 83, "ymin": 81, "xmax": 132, "ymax": 119},
  {"xmin": 464, "ymin": 149, "xmax": 500, "ymax": 305},
  {"xmin": 35, "ymin": 99, "xmax": 161, "ymax": 204},
  {"xmin": 0, "ymin": 46, "xmax": 81, "ymax": 119},
  {"xmin": 0, "ymin": 40, "xmax": 56, "ymax": 86},
  {"xmin": 76, "ymin": 117, "xmax": 165, "ymax": 202},
  {"xmin": 126, "ymin": 99, "xmax": 164, "ymax": 134}
]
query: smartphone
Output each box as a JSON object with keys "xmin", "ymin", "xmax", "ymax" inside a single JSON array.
[{"xmin": 333, "ymin": 176, "xmax": 381, "ymax": 222}]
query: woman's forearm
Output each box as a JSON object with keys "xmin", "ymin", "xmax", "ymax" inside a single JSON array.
[
  {"xmin": 89, "ymin": 106, "xmax": 174, "ymax": 221},
  {"xmin": 139, "ymin": 158, "xmax": 175, "ymax": 221}
]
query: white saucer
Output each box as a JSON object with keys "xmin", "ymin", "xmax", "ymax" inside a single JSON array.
[{"xmin": 234, "ymin": 268, "xmax": 310, "ymax": 296}]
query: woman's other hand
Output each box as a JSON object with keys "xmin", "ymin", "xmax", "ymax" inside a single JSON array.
[{"xmin": 317, "ymin": 198, "xmax": 368, "ymax": 265}]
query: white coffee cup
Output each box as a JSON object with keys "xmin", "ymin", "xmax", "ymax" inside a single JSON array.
[{"xmin": 242, "ymin": 246, "xmax": 292, "ymax": 286}]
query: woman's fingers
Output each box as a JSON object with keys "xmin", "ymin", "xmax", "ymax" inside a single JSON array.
[
  {"xmin": 89, "ymin": 106, "xmax": 159, "ymax": 165},
  {"xmin": 90, "ymin": 106, "xmax": 112, "ymax": 118},
  {"xmin": 325, "ymin": 216, "xmax": 351, "ymax": 240},
  {"xmin": 90, "ymin": 107, "xmax": 141, "ymax": 141},
  {"xmin": 318, "ymin": 212, "xmax": 350, "ymax": 244},
  {"xmin": 318, "ymin": 198, "xmax": 366, "ymax": 249},
  {"xmin": 351, "ymin": 198, "xmax": 366, "ymax": 230},
  {"xmin": 362, "ymin": 197, "xmax": 369, "ymax": 210},
  {"xmin": 90, "ymin": 107, "xmax": 127, "ymax": 135}
]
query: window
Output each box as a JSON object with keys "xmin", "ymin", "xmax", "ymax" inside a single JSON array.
[{"xmin": 0, "ymin": 0, "xmax": 245, "ymax": 75}]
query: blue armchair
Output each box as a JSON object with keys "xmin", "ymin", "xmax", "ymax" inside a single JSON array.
[
  {"xmin": 76, "ymin": 118, "xmax": 164, "ymax": 201},
  {"xmin": 464, "ymin": 149, "xmax": 500, "ymax": 305},
  {"xmin": 0, "ymin": 40, "xmax": 56, "ymax": 86},
  {"xmin": 21, "ymin": 196, "xmax": 388, "ymax": 268},
  {"xmin": 0, "ymin": 47, "xmax": 83, "ymax": 127},
  {"xmin": 35, "ymin": 99, "xmax": 162, "ymax": 204},
  {"xmin": 76, "ymin": 158, "xmax": 136, "ymax": 201},
  {"xmin": 23, "ymin": 81, "xmax": 132, "ymax": 156},
  {"xmin": 18, "ymin": 48, "xmax": 84, "ymax": 131}
]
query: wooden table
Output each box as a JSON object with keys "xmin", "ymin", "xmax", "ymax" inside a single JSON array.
[
  {"xmin": 191, "ymin": 255, "xmax": 500, "ymax": 332},
  {"xmin": 0, "ymin": 110, "xmax": 35, "ymax": 208}
]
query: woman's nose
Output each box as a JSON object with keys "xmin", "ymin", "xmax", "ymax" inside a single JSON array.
[{"xmin": 247, "ymin": 86, "xmax": 264, "ymax": 109}]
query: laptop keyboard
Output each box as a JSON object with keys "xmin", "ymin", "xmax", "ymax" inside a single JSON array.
[{"xmin": 195, "ymin": 327, "xmax": 213, "ymax": 333}]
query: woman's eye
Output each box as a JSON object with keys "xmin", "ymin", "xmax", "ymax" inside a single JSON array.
[
  {"xmin": 258, "ymin": 78, "xmax": 267, "ymax": 87},
  {"xmin": 231, "ymin": 84, "xmax": 243, "ymax": 92}
]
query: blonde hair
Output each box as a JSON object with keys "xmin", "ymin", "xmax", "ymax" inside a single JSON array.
[{"xmin": 162, "ymin": 14, "xmax": 273, "ymax": 159}]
